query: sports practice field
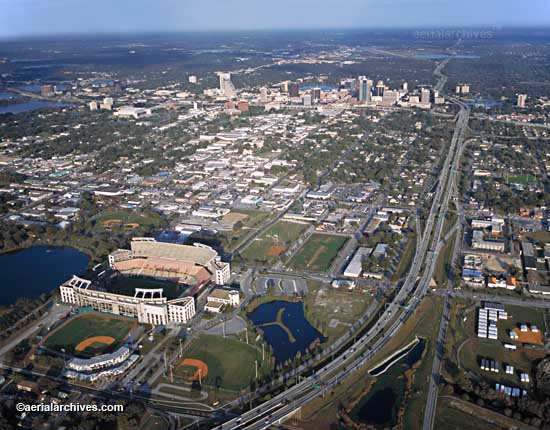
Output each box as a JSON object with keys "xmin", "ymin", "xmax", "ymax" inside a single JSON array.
[
  {"xmin": 241, "ymin": 221, "xmax": 309, "ymax": 265},
  {"xmin": 42, "ymin": 312, "xmax": 136, "ymax": 358},
  {"xmin": 289, "ymin": 233, "xmax": 348, "ymax": 272},
  {"xmin": 174, "ymin": 334, "xmax": 270, "ymax": 391},
  {"xmin": 92, "ymin": 209, "xmax": 165, "ymax": 232}
]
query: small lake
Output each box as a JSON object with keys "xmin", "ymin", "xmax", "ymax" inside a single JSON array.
[
  {"xmin": 247, "ymin": 300, "xmax": 325, "ymax": 365},
  {"xmin": 351, "ymin": 338, "xmax": 426, "ymax": 427},
  {"xmin": 0, "ymin": 100, "xmax": 73, "ymax": 115},
  {"xmin": 0, "ymin": 246, "xmax": 89, "ymax": 306}
]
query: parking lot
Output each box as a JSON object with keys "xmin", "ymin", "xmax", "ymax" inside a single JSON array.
[{"xmin": 253, "ymin": 275, "xmax": 308, "ymax": 296}]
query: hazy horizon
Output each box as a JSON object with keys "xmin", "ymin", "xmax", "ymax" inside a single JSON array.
[{"xmin": 1, "ymin": 0, "xmax": 549, "ymax": 40}]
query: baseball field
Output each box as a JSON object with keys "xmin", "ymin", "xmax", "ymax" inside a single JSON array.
[
  {"xmin": 288, "ymin": 233, "xmax": 348, "ymax": 272},
  {"xmin": 174, "ymin": 334, "xmax": 271, "ymax": 391},
  {"xmin": 241, "ymin": 221, "xmax": 309, "ymax": 265},
  {"xmin": 42, "ymin": 312, "xmax": 136, "ymax": 358}
]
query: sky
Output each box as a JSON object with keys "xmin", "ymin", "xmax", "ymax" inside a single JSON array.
[{"xmin": 1, "ymin": 0, "xmax": 549, "ymax": 39}]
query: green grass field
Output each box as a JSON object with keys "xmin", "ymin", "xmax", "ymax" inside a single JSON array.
[
  {"xmin": 288, "ymin": 234, "xmax": 348, "ymax": 272},
  {"xmin": 506, "ymin": 174, "xmax": 537, "ymax": 185},
  {"xmin": 91, "ymin": 209, "xmax": 165, "ymax": 231},
  {"xmin": 43, "ymin": 312, "xmax": 136, "ymax": 358},
  {"xmin": 219, "ymin": 209, "xmax": 272, "ymax": 251},
  {"xmin": 240, "ymin": 221, "xmax": 309, "ymax": 265},
  {"xmin": 175, "ymin": 335, "xmax": 271, "ymax": 391}
]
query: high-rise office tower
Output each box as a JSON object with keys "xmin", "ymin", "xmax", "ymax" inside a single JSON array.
[
  {"xmin": 376, "ymin": 80, "xmax": 385, "ymax": 97},
  {"xmin": 517, "ymin": 94, "xmax": 527, "ymax": 107},
  {"xmin": 358, "ymin": 76, "xmax": 372, "ymax": 102},
  {"xmin": 311, "ymin": 87, "xmax": 321, "ymax": 102},
  {"xmin": 280, "ymin": 81, "xmax": 290, "ymax": 93},
  {"xmin": 113, "ymin": 80, "xmax": 122, "ymax": 93},
  {"xmin": 260, "ymin": 87, "xmax": 268, "ymax": 101},
  {"xmin": 402, "ymin": 82, "xmax": 408, "ymax": 93},
  {"xmin": 289, "ymin": 82, "xmax": 300, "ymax": 98},
  {"xmin": 218, "ymin": 72, "xmax": 237, "ymax": 98},
  {"xmin": 421, "ymin": 88, "xmax": 431, "ymax": 104}
]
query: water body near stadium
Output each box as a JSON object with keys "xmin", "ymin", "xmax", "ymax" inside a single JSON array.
[
  {"xmin": 0, "ymin": 246, "xmax": 89, "ymax": 305},
  {"xmin": 247, "ymin": 300, "xmax": 325, "ymax": 365}
]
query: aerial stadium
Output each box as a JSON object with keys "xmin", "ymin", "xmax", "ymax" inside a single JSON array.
[{"xmin": 59, "ymin": 238, "xmax": 231, "ymax": 326}]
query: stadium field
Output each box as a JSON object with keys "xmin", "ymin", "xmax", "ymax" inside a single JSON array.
[
  {"xmin": 241, "ymin": 221, "xmax": 309, "ymax": 265},
  {"xmin": 288, "ymin": 233, "xmax": 348, "ymax": 272}
]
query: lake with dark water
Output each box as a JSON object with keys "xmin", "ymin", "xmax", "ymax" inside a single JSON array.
[
  {"xmin": 0, "ymin": 100, "xmax": 73, "ymax": 115},
  {"xmin": 247, "ymin": 300, "xmax": 325, "ymax": 365},
  {"xmin": 351, "ymin": 338, "xmax": 425, "ymax": 427},
  {"xmin": 0, "ymin": 246, "xmax": 89, "ymax": 306}
]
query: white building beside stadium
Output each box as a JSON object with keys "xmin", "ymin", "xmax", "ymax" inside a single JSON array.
[
  {"xmin": 205, "ymin": 288, "xmax": 240, "ymax": 313},
  {"xmin": 60, "ymin": 277, "xmax": 196, "ymax": 325}
]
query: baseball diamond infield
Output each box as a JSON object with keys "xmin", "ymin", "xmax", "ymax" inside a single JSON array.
[
  {"xmin": 177, "ymin": 358, "xmax": 209, "ymax": 381},
  {"xmin": 75, "ymin": 336, "xmax": 116, "ymax": 352}
]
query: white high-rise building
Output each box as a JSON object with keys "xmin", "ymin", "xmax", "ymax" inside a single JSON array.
[
  {"xmin": 421, "ymin": 88, "xmax": 431, "ymax": 104},
  {"xmin": 189, "ymin": 75, "xmax": 197, "ymax": 84},
  {"xmin": 219, "ymin": 72, "xmax": 237, "ymax": 98},
  {"xmin": 517, "ymin": 94, "xmax": 527, "ymax": 108}
]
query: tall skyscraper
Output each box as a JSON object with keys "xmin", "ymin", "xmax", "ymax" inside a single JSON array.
[
  {"xmin": 218, "ymin": 72, "xmax": 237, "ymax": 98},
  {"xmin": 376, "ymin": 80, "xmax": 385, "ymax": 97},
  {"xmin": 260, "ymin": 87, "xmax": 268, "ymax": 101},
  {"xmin": 358, "ymin": 76, "xmax": 372, "ymax": 102},
  {"xmin": 421, "ymin": 88, "xmax": 431, "ymax": 104},
  {"xmin": 113, "ymin": 80, "xmax": 122, "ymax": 93},
  {"xmin": 517, "ymin": 94, "xmax": 527, "ymax": 107},
  {"xmin": 289, "ymin": 82, "xmax": 300, "ymax": 98},
  {"xmin": 402, "ymin": 82, "xmax": 408, "ymax": 93},
  {"xmin": 280, "ymin": 81, "xmax": 290, "ymax": 93},
  {"xmin": 311, "ymin": 87, "xmax": 321, "ymax": 102}
]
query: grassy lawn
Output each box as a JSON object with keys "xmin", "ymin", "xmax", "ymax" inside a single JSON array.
[
  {"xmin": 392, "ymin": 231, "xmax": 416, "ymax": 281},
  {"xmin": 506, "ymin": 174, "xmax": 537, "ymax": 185},
  {"xmin": 91, "ymin": 209, "xmax": 165, "ymax": 232},
  {"xmin": 303, "ymin": 281, "xmax": 374, "ymax": 342},
  {"xmin": 434, "ymin": 233, "xmax": 456, "ymax": 287},
  {"xmin": 434, "ymin": 398, "xmax": 507, "ymax": 430},
  {"xmin": 288, "ymin": 234, "xmax": 348, "ymax": 272},
  {"xmin": 174, "ymin": 334, "xmax": 271, "ymax": 391},
  {"xmin": 241, "ymin": 221, "xmax": 309, "ymax": 266},
  {"xmin": 220, "ymin": 209, "xmax": 272, "ymax": 250},
  {"xmin": 43, "ymin": 312, "xmax": 135, "ymax": 358}
]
